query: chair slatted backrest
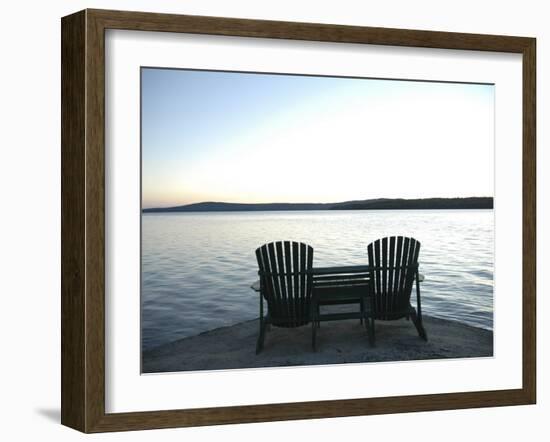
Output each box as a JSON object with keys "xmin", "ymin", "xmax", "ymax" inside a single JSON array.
[
  {"xmin": 367, "ymin": 236, "xmax": 420, "ymax": 320},
  {"xmin": 255, "ymin": 241, "xmax": 314, "ymax": 327}
]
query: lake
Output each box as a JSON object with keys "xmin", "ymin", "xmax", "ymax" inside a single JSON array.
[{"xmin": 141, "ymin": 210, "xmax": 493, "ymax": 351}]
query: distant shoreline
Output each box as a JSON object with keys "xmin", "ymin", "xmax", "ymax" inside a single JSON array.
[{"xmin": 143, "ymin": 197, "xmax": 493, "ymax": 213}]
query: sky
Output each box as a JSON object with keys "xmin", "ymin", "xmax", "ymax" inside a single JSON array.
[{"xmin": 141, "ymin": 68, "xmax": 494, "ymax": 209}]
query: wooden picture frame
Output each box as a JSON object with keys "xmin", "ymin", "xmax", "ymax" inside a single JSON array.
[{"xmin": 61, "ymin": 8, "xmax": 536, "ymax": 433}]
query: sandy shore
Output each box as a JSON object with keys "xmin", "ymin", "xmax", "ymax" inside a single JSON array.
[{"xmin": 142, "ymin": 315, "xmax": 493, "ymax": 373}]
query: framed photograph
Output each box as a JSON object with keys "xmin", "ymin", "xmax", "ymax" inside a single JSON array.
[{"xmin": 61, "ymin": 9, "xmax": 536, "ymax": 433}]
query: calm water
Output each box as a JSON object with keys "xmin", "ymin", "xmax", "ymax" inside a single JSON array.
[{"xmin": 141, "ymin": 210, "xmax": 493, "ymax": 351}]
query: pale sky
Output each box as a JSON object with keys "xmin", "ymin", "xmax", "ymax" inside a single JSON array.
[{"xmin": 141, "ymin": 68, "xmax": 494, "ymax": 209}]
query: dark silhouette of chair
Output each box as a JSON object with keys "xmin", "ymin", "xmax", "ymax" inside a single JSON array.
[
  {"xmin": 366, "ymin": 236, "xmax": 427, "ymax": 343},
  {"xmin": 255, "ymin": 241, "xmax": 314, "ymax": 353}
]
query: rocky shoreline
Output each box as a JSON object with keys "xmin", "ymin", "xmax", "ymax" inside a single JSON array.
[{"xmin": 142, "ymin": 315, "xmax": 493, "ymax": 374}]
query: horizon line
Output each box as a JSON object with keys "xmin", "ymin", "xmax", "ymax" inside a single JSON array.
[
  {"xmin": 143, "ymin": 195, "xmax": 494, "ymax": 210},
  {"xmin": 142, "ymin": 196, "xmax": 494, "ymax": 212}
]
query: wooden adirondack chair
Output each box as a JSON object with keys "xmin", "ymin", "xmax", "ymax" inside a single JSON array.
[
  {"xmin": 366, "ymin": 236, "xmax": 427, "ymax": 343},
  {"xmin": 255, "ymin": 241, "xmax": 314, "ymax": 354}
]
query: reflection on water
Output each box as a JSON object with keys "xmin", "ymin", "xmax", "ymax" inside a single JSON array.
[{"xmin": 142, "ymin": 210, "xmax": 493, "ymax": 351}]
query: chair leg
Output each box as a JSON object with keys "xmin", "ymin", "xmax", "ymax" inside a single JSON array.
[
  {"xmin": 256, "ymin": 319, "xmax": 267, "ymax": 354},
  {"xmin": 410, "ymin": 309, "xmax": 428, "ymax": 341},
  {"xmin": 310, "ymin": 301, "xmax": 319, "ymax": 350},
  {"xmin": 368, "ymin": 317, "xmax": 376, "ymax": 346},
  {"xmin": 365, "ymin": 296, "xmax": 375, "ymax": 346},
  {"xmin": 317, "ymin": 305, "xmax": 321, "ymax": 328}
]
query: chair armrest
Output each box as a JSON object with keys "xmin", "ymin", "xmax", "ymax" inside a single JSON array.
[
  {"xmin": 253, "ymin": 275, "xmax": 423, "ymax": 291},
  {"xmin": 250, "ymin": 280, "xmax": 261, "ymax": 292}
]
